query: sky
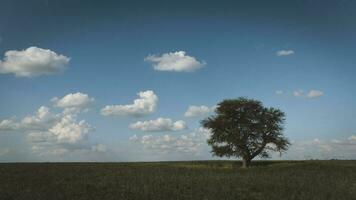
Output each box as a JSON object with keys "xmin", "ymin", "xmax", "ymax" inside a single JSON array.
[{"xmin": 1, "ymin": 0, "xmax": 356, "ymax": 162}]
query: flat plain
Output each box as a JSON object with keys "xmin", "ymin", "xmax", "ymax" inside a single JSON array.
[{"xmin": 0, "ymin": 160, "xmax": 355, "ymax": 200}]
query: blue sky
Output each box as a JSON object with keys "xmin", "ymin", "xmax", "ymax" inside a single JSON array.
[{"xmin": 1, "ymin": 0, "xmax": 356, "ymax": 161}]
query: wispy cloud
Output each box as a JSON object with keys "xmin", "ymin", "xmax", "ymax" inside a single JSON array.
[
  {"xmin": 293, "ymin": 89, "xmax": 324, "ymax": 99},
  {"xmin": 306, "ymin": 90, "xmax": 324, "ymax": 98},
  {"xmin": 276, "ymin": 89, "xmax": 324, "ymax": 99},
  {"xmin": 293, "ymin": 89, "xmax": 304, "ymax": 97},
  {"xmin": 276, "ymin": 49, "xmax": 295, "ymax": 56},
  {"xmin": 184, "ymin": 105, "xmax": 215, "ymax": 117},
  {"xmin": 275, "ymin": 90, "xmax": 284, "ymax": 95}
]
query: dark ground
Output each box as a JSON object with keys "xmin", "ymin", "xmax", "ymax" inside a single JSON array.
[{"xmin": 0, "ymin": 160, "xmax": 355, "ymax": 200}]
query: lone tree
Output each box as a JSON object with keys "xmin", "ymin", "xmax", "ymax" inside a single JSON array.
[{"xmin": 202, "ymin": 97, "xmax": 290, "ymax": 168}]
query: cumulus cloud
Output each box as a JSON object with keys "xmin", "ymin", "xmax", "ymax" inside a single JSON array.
[
  {"xmin": 276, "ymin": 49, "xmax": 295, "ymax": 56},
  {"xmin": 0, "ymin": 106, "xmax": 58, "ymax": 132},
  {"xmin": 26, "ymin": 112, "xmax": 105, "ymax": 156},
  {"xmin": 101, "ymin": 90, "xmax": 158, "ymax": 117},
  {"xmin": 130, "ymin": 127, "xmax": 211, "ymax": 154},
  {"xmin": 292, "ymin": 89, "xmax": 324, "ymax": 99},
  {"xmin": 184, "ymin": 105, "xmax": 215, "ymax": 117},
  {"xmin": 130, "ymin": 118, "xmax": 187, "ymax": 132},
  {"xmin": 0, "ymin": 46, "xmax": 69, "ymax": 77},
  {"xmin": 0, "ymin": 119, "xmax": 20, "ymax": 131},
  {"xmin": 145, "ymin": 51, "xmax": 206, "ymax": 72},
  {"xmin": 48, "ymin": 114, "xmax": 92, "ymax": 144},
  {"xmin": 21, "ymin": 106, "xmax": 59, "ymax": 130},
  {"xmin": 0, "ymin": 94, "xmax": 105, "ymax": 156},
  {"xmin": 52, "ymin": 92, "xmax": 95, "ymax": 114}
]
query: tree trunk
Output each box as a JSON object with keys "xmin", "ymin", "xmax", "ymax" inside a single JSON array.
[{"xmin": 242, "ymin": 158, "xmax": 251, "ymax": 168}]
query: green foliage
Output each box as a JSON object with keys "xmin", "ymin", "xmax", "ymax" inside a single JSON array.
[
  {"xmin": 1, "ymin": 161, "xmax": 356, "ymax": 200},
  {"xmin": 202, "ymin": 97, "xmax": 290, "ymax": 167}
]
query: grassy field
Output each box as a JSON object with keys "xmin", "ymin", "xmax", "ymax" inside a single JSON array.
[{"xmin": 0, "ymin": 160, "xmax": 355, "ymax": 200}]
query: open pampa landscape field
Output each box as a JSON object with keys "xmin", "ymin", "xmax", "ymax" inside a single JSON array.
[
  {"xmin": 1, "ymin": 160, "xmax": 356, "ymax": 200},
  {"xmin": 1, "ymin": 1, "xmax": 356, "ymax": 199}
]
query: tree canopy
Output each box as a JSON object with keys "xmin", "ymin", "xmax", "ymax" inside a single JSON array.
[{"xmin": 202, "ymin": 97, "xmax": 290, "ymax": 168}]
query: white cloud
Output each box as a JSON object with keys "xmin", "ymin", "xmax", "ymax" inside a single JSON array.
[
  {"xmin": 129, "ymin": 134, "xmax": 138, "ymax": 141},
  {"xmin": 131, "ymin": 134, "xmax": 199, "ymax": 153},
  {"xmin": 184, "ymin": 105, "xmax": 215, "ymax": 117},
  {"xmin": 306, "ymin": 90, "xmax": 324, "ymax": 99},
  {"xmin": 145, "ymin": 51, "xmax": 206, "ymax": 72},
  {"xmin": 194, "ymin": 127, "xmax": 212, "ymax": 138},
  {"xmin": 292, "ymin": 89, "xmax": 324, "ymax": 99},
  {"xmin": 26, "ymin": 112, "xmax": 105, "ymax": 156},
  {"xmin": 21, "ymin": 106, "xmax": 59, "ymax": 130},
  {"xmin": 23, "ymin": 112, "xmax": 94, "ymax": 152},
  {"xmin": 0, "ymin": 93, "xmax": 94, "ymax": 132},
  {"xmin": 293, "ymin": 89, "xmax": 304, "ymax": 97},
  {"xmin": 0, "ymin": 94, "xmax": 105, "ymax": 156},
  {"xmin": 52, "ymin": 92, "xmax": 95, "ymax": 114},
  {"xmin": 0, "ymin": 46, "xmax": 69, "ymax": 77},
  {"xmin": 0, "ymin": 106, "xmax": 59, "ymax": 132},
  {"xmin": 101, "ymin": 90, "xmax": 158, "ymax": 117},
  {"xmin": 0, "ymin": 119, "xmax": 20, "ymax": 131},
  {"xmin": 49, "ymin": 114, "xmax": 92, "ymax": 144},
  {"xmin": 130, "ymin": 118, "xmax": 187, "ymax": 132},
  {"xmin": 130, "ymin": 127, "xmax": 211, "ymax": 154},
  {"xmin": 276, "ymin": 49, "xmax": 295, "ymax": 56},
  {"xmin": 285, "ymin": 136, "xmax": 356, "ymax": 160}
]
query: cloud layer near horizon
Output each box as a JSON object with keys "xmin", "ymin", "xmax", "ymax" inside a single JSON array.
[
  {"xmin": 130, "ymin": 118, "xmax": 187, "ymax": 132},
  {"xmin": 0, "ymin": 92, "xmax": 105, "ymax": 156},
  {"xmin": 1, "ymin": 89, "xmax": 355, "ymax": 161},
  {"xmin": 129, "ymin": 128, "xmax": 211, "ymax": 154}
]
